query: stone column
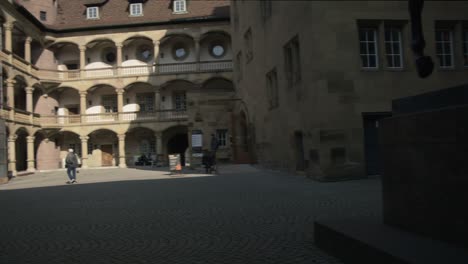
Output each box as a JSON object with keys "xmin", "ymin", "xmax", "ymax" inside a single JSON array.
[
  {"xmin": 80, "ymin": 136, "xmax": 89, "ymax": 169},
  {"xmin": 154, "ymin": 88, "xmax": 161, "ymax": 111},
  {"xmin": 79, "ymin": 91, "xmax": 87, "ymax": 123},
  {"xmin": 194, "ymin": 37, "xmax": 200, "ymax": 70},
  {"xmin": 118, "ymin": 134, "xmax": 127, "ymax": 168},
  {"xmin": 24, "ymin": 37, "xmax": 32, "ymax": 63},
  {"xmin": 79, "ymin": 45, "xmax": 86, "ymax": 70},
  {"xmin": 25, "ymin": 87, "xmax": 34, "ymax": 113},
  {"xmin": 3, "ymin": 22, "xmax": 13, "ymax": 52},
  {"xmin": 26, "ymin": 136, "xmax": 35, "ymax": 172},
  {"xmin": 155, "ymin": 132, "xmax": 163, "ymax": 164},
  {"xmin": 116, "ymin": 42, "xmax": 123, "ymax": 68},
  {"xmin": 8, "ymin": 135, "xmax": 17, "ymax": 176},
  {"xmin": 153, "ymin": 40, "xmax": 160, "ymax": 64},
  {"xmin": 116, "ymin": 88, "xmax": 124, "ymax": 113},
  {"xmin": 6, "ymin": 79, "xmax": 15, "ymax": 109}
]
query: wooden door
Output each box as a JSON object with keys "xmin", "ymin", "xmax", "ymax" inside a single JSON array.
[{"xmin": 101, "ymin": 145, "xmax": 113, "ymax": 166}]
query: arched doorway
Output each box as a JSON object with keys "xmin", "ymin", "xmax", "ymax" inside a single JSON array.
[
  {"xmin": 87, "ymin": 129, "xmax": 118, "ymax": 167},
  {"xmin": 167, "ymin": 134, "xmax": 188, "ymax": 166},
  {"xmin": 15, "ymin": 128, "xmax": 28, "ymax": 172}
]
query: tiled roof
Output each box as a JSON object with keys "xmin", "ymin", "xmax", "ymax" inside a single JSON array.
[{"xmin": 50, "ymin": 0, "xmax": 230, "ymax": 30}]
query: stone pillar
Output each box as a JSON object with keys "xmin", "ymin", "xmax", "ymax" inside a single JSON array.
[
  {"xmin": 154, "ymin": 88, "xmax": 161, "ymax": 111},
  {"xmin": 79, "ymin": 91, "xmax": 87, "ymax": 123},
  {"xmin": 153, "ymin": 40, "xmax": 160, "ymax": 64},
  {"xmin": 194, "ymin": 37, "xmax": 200, "ymax": 70},
  {"xmin": 26, "ymin": 136, "xmax": 35, "ymax": 172},
  {"xmin": 24, "ymin": 37, "xmax": 32, "ymax": 63},
  {"xmin": 6, "ymin": 79, "xmax": 15, "ymax": 109},
  {"xmin": 8, "ymin": 135, "xmax": 17, "ymax": 176},
  {"xmin": 79, "ymin": 45, "xmax": 86, "ymax": 70},
  {"xmin": 118, "ymin": 134, "xmax": 127, "ymax": 168},
  {"xmin": 25, "ymin": 87, "xmax": 34, "ymax": 113},
  {"xmin": 116, "ymin": 42, "xmax": 123, "ymax": 67},
  {"xmin": 116, "ymin": 88, "xmax": 124, "ymax": 113},
  {"xmin": 3, "ymin": 23, "xmax": 13, "ymax": 52},
  {"xmin": 155, "ymin": 132, "xmax": 163, "ymax": 164},
  {"xmin": 80, "ymin": 136, "xmax": 89, "ymax": 169}
]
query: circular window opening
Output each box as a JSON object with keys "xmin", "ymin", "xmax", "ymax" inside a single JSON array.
[
  {"xmin": 137, "ymin": 45, "xmax": 153, "ymax": 62},
  {"xmin": 210, "ymin": 42, "xmax": 226, "ymax": 58},
  {"xmin": 102, "ymin": 47, "xmax": 116, "ymax": 64},
  {"xmin": 172, "ymin": 43, "xmax": 189, "ymax": 61}
]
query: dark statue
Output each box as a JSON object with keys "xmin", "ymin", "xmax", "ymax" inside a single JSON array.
[{"xmin": 409, "ymin": 0, "xmax": 434, "ymax": 78}]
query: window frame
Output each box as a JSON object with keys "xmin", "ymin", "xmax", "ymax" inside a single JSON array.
[
  {"xmin": 244, "ymin": 28, "xmax": 253, "ymax": 63},
  {"xmin": 384, "ymin": 26, "xmax": 404, "ymax": 69},
  {"xmin": 129, "ymin": 3, "xmax": 143, "ymax": 17},
  {"xmin": 463, "ymin": 28, "xmax": 468, "ymax": 68},
  {"xmin": 435, "ymin": 28, "xmax": 455, "ymax": 69},
  {"xmin": 173, "ymin": 0, "xmax": 187, "ymax": 14},
  {"xmin": 359, "ymin": 27, "xmax": 379, "ymax": 69},
  {"xmin": 136, "ymin": 93, "xmax": 155, "ymax": 112},
  {"xmin": 266, "ymin": 68, "xmax": 279, "ymax": 109},
  {"xmin": 101, "ymin": 95, "xmax": 117, "ymax": 113},
  {"xmin": 40, "ymin": 11, "xmax": 47, "ymax": 21},
  {"xmin": 173, "ymin": 92, "xmax": 187, "ymax": 110},
  {"xmin": 86, "ymin": 6, "xmax": 99, "ymax": 20},
  {"xmin": 216, "ymin": 129, "xmax": 228, "ymax": 148},
  {"xmin": 283, "ymin": 36, "xmax": 301, "ymax": 87}
]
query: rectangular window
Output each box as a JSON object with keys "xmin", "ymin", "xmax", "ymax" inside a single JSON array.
[
  {"xmin": 174, "ymin": 92, "xmax": 187, "ymax": 110},
  {"xmin": 463, "ymin": 28, "xmax": 468, "ymax": 67},
  {"xmin": 359, "ymin": 27, "xmax": 378, "ymax": 68},
  {"xmin": 102, "ymin": 95, "xmax": 117, "ymax": 113},
  {"xmin": 284, "ymin": 36, "xmax": 301, "ymax": 87},
  {"xmin": 266, "ymin": 68, "xmax": 279, "ymax": 109},
  {"xmin": 260, "ymin": 0, "xmax": 272, "ymax": 21},
  {"xmin": 40, "ymin": 11, "xmax": 47, "ymax": 21},
  {"xmin": 216, "ymin": 129, "xmax": 228, "ymax": 147},
  {"xmin": 173, "ymin": 0, "xmax": 187, "ymax": 13},
  {"xmin": 137, "ymin": 93, "xmax": 154, "ymax": 112},
  {"xmin": 69, "ymin": 144, "xmax": 82, "ymax": 158},
  {"xmin": 244, "ymin": 28, "xmax": 253, "ymax": 62},
  {"xmin": 87, "ymin": 141, "xmax": 93, "ymax": 155},
  {"xmin": 150, "ymin": 140, "xmax": 156, "ymax": 154},
  {"xmin": 87, "ymin": 6, "xmax": 99, "ymax": 19},
  {"xmin": 384, "ymin": 26, "xmax": 403, "ymax": 68},
  {"xmin": 130, "ymin": 3, "xmax": 143, "ymax": 16},
  {"xmin": 435, "ymin": 29, "xmax": 454, "ymax": 68}
]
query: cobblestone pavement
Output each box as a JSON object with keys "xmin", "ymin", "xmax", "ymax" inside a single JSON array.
[{"xmin": 0, "ymin": 165, "xmax": 381, "ymax": 264}]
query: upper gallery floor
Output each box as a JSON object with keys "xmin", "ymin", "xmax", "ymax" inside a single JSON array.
[{"xmin": 0, "ymin": 0, "xmax": 232, "ymax": 83}]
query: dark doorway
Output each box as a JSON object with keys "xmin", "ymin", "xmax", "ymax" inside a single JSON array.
[
  {"xmin": 15, "ymin": 130, "xmax": 28, "ymax": 172},
  {"xmin": 167, "ymin": 133, "xmax": 188, "ymax": 166},
  {"xmin": 362, "ymin": 112, "xmax": 392, "ymax": 176}
]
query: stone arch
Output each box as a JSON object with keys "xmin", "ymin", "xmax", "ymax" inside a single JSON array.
[
  {"xmin": 200, "ymin": 30, "xmax": 231, "ymax": 42},
  {"xmin": 87, "ymin": 127, "xmax": 120, "ymax": 136},
  {"xmin": 162, "ymin": 125, "xmax": 189, "ymax": 166},
  {"xmin": 86, "ymin": 128, "xmax": 119, "ymax": 167},
  {"xmin": 160, "ymin": 79, "xmax": 196, "ymax": 89},
  {"xmin": 85, "ymin": 37, "xmax": 116, "ymax": 47},
  {"xmin": 122, "ymin": 34, "xmax": 153, "ymax": 44},
  {"xmin": 125, "ymin": 126, "xmax": 157, "ymax": 165},
  {"xmin": 201, "ymin": 77, "xmax": 234, "ymax": 91},
  {"xmin": 159, "ymin": 33, "xmax": 195, "ymax": 45}
]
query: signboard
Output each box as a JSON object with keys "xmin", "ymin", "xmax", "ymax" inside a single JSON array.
[
  {"xmin": 191, "ymin": 130, "xmax": 203, "ymax": 154},
  {"xmin": 168, "ymin": 154, "xmax": 181, "ymax": 172}
]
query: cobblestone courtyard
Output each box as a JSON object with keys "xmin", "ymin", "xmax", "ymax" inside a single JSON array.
[{"xmin": 0, "ymin": 165, "xmax": 381, "ymax": 264}]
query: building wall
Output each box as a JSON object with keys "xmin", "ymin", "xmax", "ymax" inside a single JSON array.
[
  {"xmin": 15, "ymin": 0, "xmax": 58, "ymax": 25},
  {"xmin": 231, "ymin": 0, "xmax": 468, "ymax": 179}
]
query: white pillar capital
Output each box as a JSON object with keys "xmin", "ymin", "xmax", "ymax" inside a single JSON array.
[
  {"xmin": 25, "ymin": 37, "xmax": 32, "ymax": 44},
  {"xmin": 79, "ymin": 45, "xmax": 86, "ymax": 52},
  {"xmin": 26, "ymin": 136, "xmax": 35, "ymax": 143},
  {"xmin": 25, "ymin": 87, "xmax": 34, "ymax": 94},
  {"xmin": 80, "ymin": 136, "xmax": 89, "ymax": 142},
  {"xmin": 8, "ymin": 135, "xmax": 18, "ymax": 142}
]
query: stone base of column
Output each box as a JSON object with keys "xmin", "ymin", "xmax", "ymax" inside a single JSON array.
[
  {"xmin": 0, "ymin": 177, "xmax": 8, "ymax": 184},
  {"xmin": 27, "ymin": 160, "xmax": 35, "ymax": 172},
  {"xmin": 119, "ymin": 158, "xmax": 127, "ymax": 168}
]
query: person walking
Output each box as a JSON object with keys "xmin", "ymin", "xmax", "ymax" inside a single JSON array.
[{"xmin": 65, "ymin": 149, "xmax": 79, "ymax": 184}]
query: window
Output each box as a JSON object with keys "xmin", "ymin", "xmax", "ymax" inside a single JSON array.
[
  {"xmin": 102, "ymin": 95, "xmax": 117, "ymax": 113},
  {"xmin": 150, "ymin": 140, "xmax": 156, "ymax": 154},
  {"xmin": 435, "ymin": 29, "xmax": 454, "ymax": 68},
  {"xmin": 86, "ymin": 6, "xmax": 99, "ymax": 19},
  {"xmin": 173, "ymin": 92, "xmax": 186, "ymax": 110},
  {"xmin": 137, "ymin": 93, "xmax": 154, "ymax": 112},
  {"xmin": 463, "ymin": 28, "xmax": 468, "ymax": 67},
  {"xmin": 266, "ymin": 68, "xmax": 279, "ymax": 109},
  {"xmin": 69, "ymin": 144, "xmax": 82, "ymax": 158},
  {"xmin": 284, "ymin": 36, "xmax": 301, "ymax": 87},
  {"xmin": 216, "ymin": 129, "xmax": 228, "ymax": 147},
  {"xmin": 384, "ymin": 26, "xmax": 403, "ymax": 68},
  {"xmin": 244, "ymin": 28, "xmax": 253, "ymax": 62},
  {"xmin": 173, "ymin": 0, "xmax": 187, "ymax": 13},
  {"xmin": 87, "ymin": 141, "xmax": 93, "ymax": 155},
  {"xmin": 130, "ymin": 3, "xmax": 143, "ymax": 16},
  {"xmin": 137, "ymin": 45, "xmax": 153, "ymax": 62},
  {"xmin": 260, "ymin": 0, "xmax": 272, "ymax": 21},
  {"xmin": 210, "ymin": 42, "xmax": 226, "ymax": 58},
  {"xmin": 359, "ymin": 27, "xmax": 378, "ymax": 68},
  {"xmin": 172, "ymin": 43, "xmax": 189, "ymax": 61},
  {"xmin": 236, "ymin": 51, "xmax": 243, "ymax": 81},
  {"xmin": 40, "ymin": 11, "xmax": 47, "ymax": 21}
]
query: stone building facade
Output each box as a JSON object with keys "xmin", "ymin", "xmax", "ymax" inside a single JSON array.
[
  {"xmin": 0, "ymin": 0, "xmax": 245, "ymax": 177},
  {"xmin": 230, "ymin": 1, "xmax": 468, "ymax": 180}
]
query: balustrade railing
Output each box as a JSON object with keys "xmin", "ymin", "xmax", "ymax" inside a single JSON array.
[{"xmin": 2, "ymin": 107, "xmax": 188, "ymax": 127}]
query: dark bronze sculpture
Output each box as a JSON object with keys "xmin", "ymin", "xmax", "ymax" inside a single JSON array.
[{"xmin": 409, "ymin": 0, "xmax": 434, "ymax": 78}]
